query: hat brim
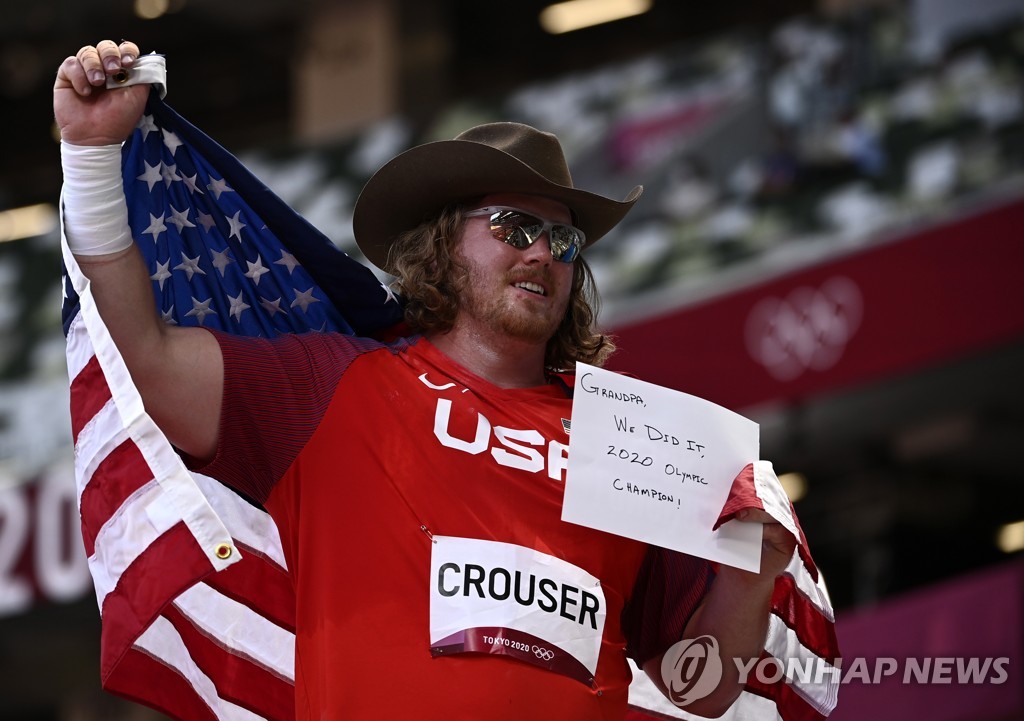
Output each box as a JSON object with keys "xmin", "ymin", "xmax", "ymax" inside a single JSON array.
[{"xmin": 352, "ymin": 138, "xmax": 642, "ymax": 273}]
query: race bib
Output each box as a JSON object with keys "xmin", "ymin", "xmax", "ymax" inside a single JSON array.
[{"xmin": 429, "ymin": 536, "xmax": 606, "ymax": 686}]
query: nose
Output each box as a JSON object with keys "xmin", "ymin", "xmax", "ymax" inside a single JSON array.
[{"xmin": 521, "ymin": 232, "xmax": 554, "ymax": 265}]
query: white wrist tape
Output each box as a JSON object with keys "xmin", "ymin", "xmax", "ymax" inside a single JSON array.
[{"xmin": 60, "ymin": 142, "xmax": 134, "ymax": 256}]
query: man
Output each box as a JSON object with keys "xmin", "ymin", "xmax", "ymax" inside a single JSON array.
[{"xmin": 56, "ymin": 40, "xmax": 800, "ymax": 720}]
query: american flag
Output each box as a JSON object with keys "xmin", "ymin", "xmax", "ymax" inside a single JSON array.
[
  {"xmin": 61, "ymin": 90, "xmax": 837, "ymax": 720},
  {"xmin": 61, "ymin": 88, "xmax": 403, "ymax": 720}
]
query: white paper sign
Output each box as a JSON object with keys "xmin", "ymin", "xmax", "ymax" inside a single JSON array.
[{"xmin": 562, "ymin": 363, "xmax": 762, "ymax": 572}]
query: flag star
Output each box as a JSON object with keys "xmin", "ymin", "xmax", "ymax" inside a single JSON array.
[
  {"xmin": 161, "ymin": 307, "xmax": 178, "ymax": 325},
  {"xmin": 162, "ymin": 129, "xmax": 183, "ymax": 155},
  {"xmin": 161, "ymin": 162, "xmax": 182, "ymax": 187},
  {"xmin": 226, "ymin": 210, "xmax": 247, "ymax": 241},
  {"xmin": 182, "ymin": 173, "xmax": 205, "ymax": 195},
  {"xmin": 143, "ymin": 213, "xmax": 167, "ymax": 241},
  {"xmin": 197, "ymin": 211, "xmax": 216, "ymax": 232},
  {"xmin": 210, "ymin": 247, "xmax": 235, "ymax": 276},
  {"xmin": 168, "ymin": 206, "xmax": 196, "ymax": 232},
  {"xmin": 150, "ymin": 259, "xmax": 172, "ymax": 290},
  {"xmin": 137, "ymin": 114, "xmax": 158, "ymax": 140},
  {"xmin": 227, "ymin": 291, "xmax": 251, "ymax": 322},
  {"xmin": 185, "ymin": 297, "xmax": 216, "ymax": 325},
  {"xmin": 380, "ymin": 282, "xmax": 399, "ymax": 304},
  {"xmin": 137, "ymin": 161, "xmax": 163, "ymax": 192},
  {"xmin": 243, "ymin": 255, "xmax": 270, "ymax": 285},
  {"xmin": 174, "ymin": 253, "xmax": 206, "ymax": 281},
  {"xmin": 274, "ymin": 250, "xmax": 300, "ymax": 274},
  {"xmin": 259, "ymin": 296, "xmax": 286, "ymax": 317},
  {"xmin": 207, "ymin": 177, "xmax": 233, "ymax": 199},
  {"xmin": 291, "ymin": 287, "xmax": 321, "ymax": 312}
]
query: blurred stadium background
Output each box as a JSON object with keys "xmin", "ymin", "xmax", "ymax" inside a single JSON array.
[{"xmin": 0, "ymin": 0, "xmax": 1022, "ymax": 718}]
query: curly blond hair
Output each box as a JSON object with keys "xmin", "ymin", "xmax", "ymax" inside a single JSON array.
[{"xmin": 387, "ymin": 204, "xmax": 616, "ymax": 370}]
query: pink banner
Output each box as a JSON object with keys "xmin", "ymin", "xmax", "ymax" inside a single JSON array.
[{"xmin": 830, "ymin": 559, "xmax": 1024, "ymax": 721}]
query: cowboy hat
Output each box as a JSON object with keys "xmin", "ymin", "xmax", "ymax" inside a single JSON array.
[{"xmin": 352, "ymin": 122, "xmax": 643, "ymax": 273}]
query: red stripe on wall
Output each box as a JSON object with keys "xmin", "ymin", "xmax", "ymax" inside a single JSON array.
[{"xmin": 611, "ymin": 198, "xmax": 1024, "ymax": 411}]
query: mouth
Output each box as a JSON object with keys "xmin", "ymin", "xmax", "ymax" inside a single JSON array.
[{"xmin": 513, "ymin": 280, "xmax": 547, "ymax": 296}]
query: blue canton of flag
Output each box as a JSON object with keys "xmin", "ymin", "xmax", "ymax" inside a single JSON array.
[{"xmin": 120, "ymin": 91, "xmax": 404, "ymax": 338}]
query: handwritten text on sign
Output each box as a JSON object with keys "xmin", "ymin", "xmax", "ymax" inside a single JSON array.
[{"xmin": 562, "ymin": 364, "xmax": 762, "ymax": 572}]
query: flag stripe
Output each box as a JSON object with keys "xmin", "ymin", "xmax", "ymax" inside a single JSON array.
[
  {"xmin": 97, "ymin": 522, "xmax": 214, "ymax": 680},
  {"xmin": 79, "ymin": 439, "xmax": 154, "ymax": 555},
  {"xmin": 194, "ymin": 473, "xmax": 289, "ymax": 572},
  {"xmin": 90, "ymin": 479, "xmax": 176, "ymax": 605},
  {"xmin": 173, "ymin": 581, "xmax": 295, "ymax": 680},
  {"xmin": 163, "ymin": 603, "xmax": 294, "ymax": 720},
  {"xmin": 752, "ymin": 463, "xmax": 801, "ymax": 544},
  {"xmin": 188, "ymin": 475, "xmax": 295, "ymax": 631},
  {"xmin": 772, "ymin": 574, "xmax": 840, "ymax": 663},
  {"xmin": 70, "ymin": 355, "xmax": 113, "ymax": 442},
  {"xmin": 134, "ymin": 616, "xmax": 271, "ymax": 721},
  {"xmin": 74, "ymin": 398, "xmax": 131, "ymax": 505},
  {"xmin": 743, "ymin": 653, "xmax": 829, "ymax": 721},
  {"xmin": 764, "ymin": 615, "xmax": 840, "ymax": 714},
  {"xmin": 203, "ymin": 543, "xmax": 296, "ymax": 633},
  {"xmin": 784, "ymin": 551, "xmax": 835, "ymax": 624},
  {"xmin": 106, "ymin": 646, "xmax": 221, "ymax": 721},
  {"xmin": 65, "ymin": 310, "xmax": 95, "ymax": 383},
  {"xmin": 718, "ymin": 691, "xmax": 785, "ymax": 721},
  {"xmin": 625, "ymin": 658, "xmax": 787, "ymax": 720}
]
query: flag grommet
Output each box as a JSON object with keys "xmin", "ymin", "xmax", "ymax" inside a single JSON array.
[{"xmin": 215, "ymin": 543, "xmax": 233, "ymax": 560}]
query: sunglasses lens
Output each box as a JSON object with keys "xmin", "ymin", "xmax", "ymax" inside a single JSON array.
[
  {"xmin": 549, "ymin": 225, "xmax": 581, "ymax": 262},
  {"xmin": 490, "ymin": 212, "xmax": 536, "ymax": 249}
]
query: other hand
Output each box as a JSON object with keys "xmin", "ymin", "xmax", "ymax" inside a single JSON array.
[{"xmin": 731, "ymin": 507, "xmax": 797, "ymax": 582}]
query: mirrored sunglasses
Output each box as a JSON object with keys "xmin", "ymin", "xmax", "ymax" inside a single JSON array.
[{"xmin": 464, "ymin": 206, "xmax": 586, "ymax": 263}]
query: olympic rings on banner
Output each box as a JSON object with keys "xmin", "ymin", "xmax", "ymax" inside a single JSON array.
[{"xmin": 745, "ymin": 276, "xmax": 863, "ymax": 381}]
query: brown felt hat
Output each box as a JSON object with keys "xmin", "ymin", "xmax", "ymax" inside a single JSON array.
[{"xmin": 352, "ymin": 122, "xmax": 643, "ymax": 273}]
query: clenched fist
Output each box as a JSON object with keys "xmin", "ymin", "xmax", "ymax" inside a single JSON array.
[{"xmin": 54, "ymin": 40, "xmax": 149, "ymax": 146}]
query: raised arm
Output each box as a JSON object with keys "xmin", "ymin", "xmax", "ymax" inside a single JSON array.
[{"xmin": 56, "ymin": 40, "xmax": 223, "ymax": 462}]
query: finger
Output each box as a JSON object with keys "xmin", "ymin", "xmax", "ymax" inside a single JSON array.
[
  {"xmin": 119, "ymin": 40, "xmax": 140, "ymax": 66},
  {"xmin": 75, "ymin": 45, "xmax": 106, "ymax": 87},
  {"xmin": 56, "ymin": 55, "xmax": 93, "ymax": 95},
  {"xmin": 736, "ymin": 508, "xmax": 774, "ymax": 524},
  {"xmin": 96, "ymin": 39, "xmax": 123, "ymax": 76}
]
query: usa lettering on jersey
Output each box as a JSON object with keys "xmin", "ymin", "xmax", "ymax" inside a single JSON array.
[{"xmin": 432, "ymin": 398, "xmax": 570, "ymax": 481}]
